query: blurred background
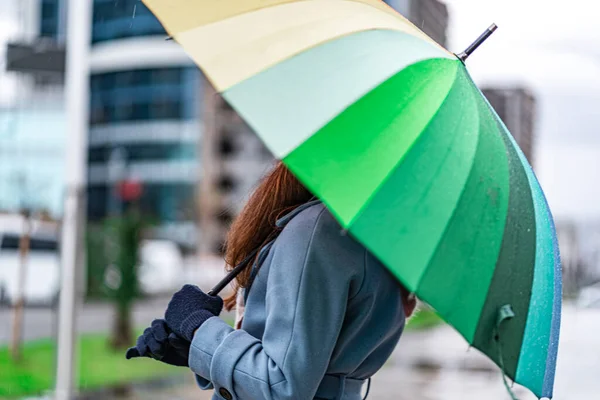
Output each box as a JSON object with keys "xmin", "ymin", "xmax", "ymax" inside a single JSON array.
[{"xmin": 0, "ymin": 0, "xmax": 598, "ymax": 399}]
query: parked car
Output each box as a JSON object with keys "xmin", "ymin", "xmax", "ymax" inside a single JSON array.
[
  {"xmin": 1, "ymin": 212, "xmax": 183, "ymax": 304},
  {"xmin": 137, "ymin": 239, "xmax": 184, "ymax": 296},
  {"xmin": 0, "ymin": 228, "xmax": 60, "ymax": 306}
]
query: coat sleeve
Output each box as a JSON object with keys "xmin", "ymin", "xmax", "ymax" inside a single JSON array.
[{"xmin": 188, "ymin": 206, "xmax": 366, "ymax": 400}]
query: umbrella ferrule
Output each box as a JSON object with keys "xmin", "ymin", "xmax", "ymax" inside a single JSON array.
[{"xmin": 456, "ymin": 23, "xmax": 498, "ymax": 62}]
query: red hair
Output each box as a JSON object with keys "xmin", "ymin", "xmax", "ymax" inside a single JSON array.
[{"xmin": 223, "ymin": 162, "xmax": 313, "ymax": 310}]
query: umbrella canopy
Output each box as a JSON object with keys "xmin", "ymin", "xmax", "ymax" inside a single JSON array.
[{"xmin": 143, "ymin": 0, "xmax": 561, "ymax": 398}]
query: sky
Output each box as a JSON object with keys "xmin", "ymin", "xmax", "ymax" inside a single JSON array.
[{"xmin": 444, "ymin": 0, "xmax": 600, "ymax": 221}]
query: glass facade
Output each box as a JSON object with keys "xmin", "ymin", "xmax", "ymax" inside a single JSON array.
[
  {"xmin": 86, "ymin": 1, "xmax": 201, "ymax": 237},
  {"xmin": 40, "ymin": 0, "xmax": 61, "ymax": 38},
  {"xmin": 87, "ymin": 183, "xmax": 195, "ymax": 223},
  {"xmin": 90, "ymin": 67, "xmax": 200, "ymax": 126},
  {"xmin": 92, "ymin": 0, "xmax": 165, "ymax": 43},
  {"xmin": 88, "ymin": 66, "xmax": 201, "ymax": 225},
  {"xmin": 88, "ymin": 143, "xmax": 196, "ymax": 163},
  {"xmin": 0, "ymin": 109, "xmax": 66, "ymax": 217}
]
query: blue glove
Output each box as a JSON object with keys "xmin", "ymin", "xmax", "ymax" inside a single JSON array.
[
  {"xmin": 164, "ymin": 284, "xmax": 223, "ymax": 342},
  {"xmin": 125, "ymin": 319, "xmax": 190, "ymax": 367}
]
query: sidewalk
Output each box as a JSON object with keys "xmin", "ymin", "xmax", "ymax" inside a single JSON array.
[{"xmin": 117, "ymin": 304, "xmax": 599, "ymax": 400}]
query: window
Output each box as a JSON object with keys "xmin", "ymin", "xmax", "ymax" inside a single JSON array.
[
  {"xmin": 131, "ymin": 103, "xmax": 150, "ymax": 120},
  {"xmin": 30, "ymin": 238, "xmax": 58, "ymax": 251},
  {"xmin": 0, "ymin": 235, "xmax": 19, "ymax": 250},
  {"xmin": 0, "ymin": 235, "xmax": 58, "ymax": 251},
  {"xmin": 40, "ymin": 0, "xmax": 60, "ymax": 38},
  {"xmin": 217, "ymin": 175, "xmax": 236, "ymax": 192},
  {"xmin": 90, "ymin": 67, "xmax": 200, "ymax": 125},
  {"xmin": 87, "ymin": 183, "xmax": 195, "ymax": 223},
  {"xmin": 87, "ymin": 186, "xmax": 108, "ymax": 220},
  {"xmin": 88, "ymin": 144, "xmax": 196, "ymax": 163},
  {"xmin": 216, "ymin": 208, "xmax": 234, "ymax": 225},
  {"xmin": 137, "ymin": 184, "xmax": 195, "ymax": 222},
  {"xmin": 218, "ymin": 136, "xmax": 236, "ymax": 157},
  {"xmin": 92, "ymin": 0, "xmax": 165, "ymax": 43}
]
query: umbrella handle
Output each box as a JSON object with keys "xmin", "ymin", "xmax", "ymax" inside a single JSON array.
[{"xmin": 207, "ymin": 248, "xmax": 259, "ymax": 297}]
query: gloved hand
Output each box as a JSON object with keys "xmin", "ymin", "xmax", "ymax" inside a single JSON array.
[
  {"xmin": 125, "ymin": 319, "xmax": 190, "ymax": 367},
  {"xmin": 164, "ymin": 284, "xmax": 223, "ymax": 342}
]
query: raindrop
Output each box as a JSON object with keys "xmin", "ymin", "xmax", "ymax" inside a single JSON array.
[{"xmin": 130, "ymin": 4, "xmax": 137, "ymax": 28}]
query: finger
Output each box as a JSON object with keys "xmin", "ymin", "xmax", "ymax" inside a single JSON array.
[
  {"xmin": 136, "ymin": 333, "xmax": 150, "ymax": 357},
  {"xmin": 125, "ymin": 347, "xmax": 141, "ymax": 359},
  {"xmin": 168, "ymin": 333, "xmax": 190, "ymax": 352},
  {"xmin": 151, "ymin": 319, "xmax": 169, "ymax": 342},
  {"xmin": 146, "ymin": 334, "xmax": 165, "ymax": 357}
]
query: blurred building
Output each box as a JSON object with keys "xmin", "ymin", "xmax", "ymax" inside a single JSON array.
[
  {"xmin": 198, "ymin": 86, "xmax": 274, "ymax": 254},
  {"xmin": 556, "ymin": 220, "xmax": 582, "ymax": 297},
  {"xmin": 384, "ymin": 0, "xmax": 449, "ymax": 47},
  {"xmin": 482, "ymin": 87, "xmax": 537, "ymax": 167},
  {"xmin": 0, "ymin": 109, "xmax": 66, "ymax": 216},
  {"xmin": 1, "ymin": 0, "xmax": 66, "ymax": 217},
  {"xmin": 86, "ymin": 0, "xmax": 202, "ymax": 248},
  {"xmin": 6, "ymin": 0, "xmax": 204, "ymax": 246}
]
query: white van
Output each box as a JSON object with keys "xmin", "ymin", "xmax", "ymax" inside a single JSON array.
[
  {"xmin": 0, "ymin": 219, "xmax": 61, "ymax": 305},
  {"xmin": 137, "ymin": 239, "xmax": 184, "ymax": 295},
  {"xmin": 0, "ymin": 215, "xmax": 184, "ymax": 303}
]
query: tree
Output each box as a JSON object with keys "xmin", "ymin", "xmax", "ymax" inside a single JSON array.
[
  {"xmin": 10, "ymin": 209, "xmax": 31, "ymax": 361},
  {"xmin": 107, "ymin": 205, "xmax": 145, "ymax": 349}
]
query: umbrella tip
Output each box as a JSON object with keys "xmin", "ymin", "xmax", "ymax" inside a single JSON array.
[{"xmin": 456, "ymin": 23, "xmax": 498, "ymax": 63}]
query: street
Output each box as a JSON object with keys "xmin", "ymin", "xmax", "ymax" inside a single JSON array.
[
  {"xmin": 3, "ymin": 302, "xmax": 598, "ymax": 400},
  {"xmin": 0, "ymin": 297, "xmax": 171, "ymax": 344}
]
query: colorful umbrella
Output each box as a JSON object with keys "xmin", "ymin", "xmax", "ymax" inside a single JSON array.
[{"xmin": 142, "ymin": 1, "xmax": 561, "ymax": 398}]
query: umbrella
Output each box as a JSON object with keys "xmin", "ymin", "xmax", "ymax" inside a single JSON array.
[{"xmin": 143, "ymin": 1, "xmax": 561, "ymax": 398}]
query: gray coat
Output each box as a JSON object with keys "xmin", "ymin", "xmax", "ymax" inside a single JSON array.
[{"xmin": 189, "ymin": 201, "xmax": 406, "ymax": 400}]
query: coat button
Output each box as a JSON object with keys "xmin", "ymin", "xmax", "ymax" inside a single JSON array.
[{"xmin": 219, "ymin": 388, "xmax": 233, "ymax": 400}]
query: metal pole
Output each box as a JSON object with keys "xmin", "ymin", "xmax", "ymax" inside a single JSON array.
[{"xmin": 55, "ymin": 0, "xmax": 92, "ymax": 399}]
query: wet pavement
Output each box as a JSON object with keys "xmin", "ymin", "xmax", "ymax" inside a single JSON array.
[
  {"xmin": 6, "ymin": 300, "xmax": 599, "ymax": 400},
  {"xmin": 87, "ymin": 303, "xmax": 599, "ymax": 400}
]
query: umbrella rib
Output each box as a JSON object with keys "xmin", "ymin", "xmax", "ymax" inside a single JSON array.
[{"xmin": 345, "ymin": 62, "xmax": 459, "ymax": 230}]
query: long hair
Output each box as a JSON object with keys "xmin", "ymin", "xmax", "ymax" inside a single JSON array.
[{"xmin": 223, "ymin": 162, "xmax": 314, "ymax": 310}]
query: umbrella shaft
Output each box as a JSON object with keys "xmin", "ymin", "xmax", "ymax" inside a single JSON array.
[{"xmin": 457, "ymin": 23, "xmax": 498, "ymax": 62}]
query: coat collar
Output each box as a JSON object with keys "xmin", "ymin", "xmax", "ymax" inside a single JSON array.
[{"xmin": 276, "ymin": 199, "xmax": 322, "ymax": 228}]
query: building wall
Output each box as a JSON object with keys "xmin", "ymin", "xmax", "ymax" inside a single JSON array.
[
  {"xmin": 384, "ymin": 0, "xmax": 449, "ymax": 47},
  {"xmin": 482, "ymin": 87, "xmax": 537, "ymax": 167},
  {"xmin": 198, "ymin": 85, "xmax": 274, "ymax": 254},
  {"xmin": 409, "ymin": 0, "xmax": 449, "ymax": 47}
]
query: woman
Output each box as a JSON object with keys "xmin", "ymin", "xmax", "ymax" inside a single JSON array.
[{"xmin": 127, "ymin": 162, "xmax": 417, "ymax": 400}]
